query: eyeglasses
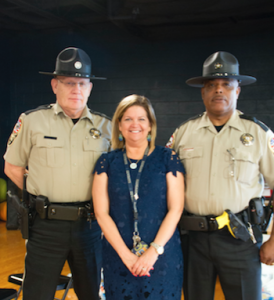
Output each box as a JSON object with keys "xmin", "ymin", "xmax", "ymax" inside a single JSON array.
[{"xmin": 58, "ymin": 79, "xmax": 90, "ymax": 90}]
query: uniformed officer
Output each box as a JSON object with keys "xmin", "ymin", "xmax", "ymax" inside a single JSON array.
[
  {"xmin": 4, "ymin": 47, "xmax": 112, "ymax": 300},
  {"xmin": 166, "ymin": 51, "xmax": 274, "ymax": 300}
]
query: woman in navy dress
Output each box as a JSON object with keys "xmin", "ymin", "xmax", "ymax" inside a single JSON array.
[{"xmin": 93, "ymin": 95, "xmax": 185, "ymax": 300}]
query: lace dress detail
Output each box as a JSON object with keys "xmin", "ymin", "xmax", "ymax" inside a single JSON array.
[{"xmin": 94, "ymin": 145, "xmax": 185, "ymax": 300}]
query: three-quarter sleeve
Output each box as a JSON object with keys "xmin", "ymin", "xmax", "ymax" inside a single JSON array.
[
  {"xmin": 165, "ymin": 149, "xmax": 185, "ymax": 177},
  {"xmin": 93, "ymin": 153, "xmax": 109, "ymax": 176}
]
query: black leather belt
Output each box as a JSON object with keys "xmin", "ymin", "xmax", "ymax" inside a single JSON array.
[{"xmin": 29, "ymin": 195, "xmax": 96, "ymax": 221}]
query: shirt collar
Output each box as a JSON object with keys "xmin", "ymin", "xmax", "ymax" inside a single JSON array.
[
  {"xmin": 196, "ymin": 110, "xmax": 245, "ymax": 133},
  {"xmin": 225, "ymin": 110, "xmax": 245, "ymax": 132},
  {"xmin": 53, "ymin": 102, "xmax": 93, "ymax": 124}
]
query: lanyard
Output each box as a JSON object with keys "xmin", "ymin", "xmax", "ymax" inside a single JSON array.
[{"xmin": 123, "ymin": 146, "xmax": 149, "ymax": 247}]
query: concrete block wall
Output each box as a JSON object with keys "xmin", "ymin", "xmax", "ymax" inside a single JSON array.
[
  {"xmin": 1, "ymin": 23, "xmax": 274, "ymax": 178},
  {"xmin": 0, "ymin": 43, "xmax": 11, "ymax": 178}
]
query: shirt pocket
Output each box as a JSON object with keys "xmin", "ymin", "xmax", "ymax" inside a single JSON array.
[
  {"xmin": 36, "ymin": 134, "xmax": 65, "ymax": 168},
  {"xmin": 83, "ymin": 137, "xmax": 110, "ymax": 170},
  {"xmin": 234, "ymin": 150, "xmax": 258, "ymax": 185},
  {"xmin": 179, "ymin": 146, "xmax": 203, "ymax": 179}
]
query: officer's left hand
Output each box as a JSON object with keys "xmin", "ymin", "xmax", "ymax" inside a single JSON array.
[{"xmin": 260, "ymin": 237, "xmax": 274, "ymax": 265}]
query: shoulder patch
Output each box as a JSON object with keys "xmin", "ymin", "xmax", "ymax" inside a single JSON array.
[
  {"xmin": 88, "ymin": 108, "xmax": 112, "ymax": 121},
  {"xmin": 25, "ymin": 104, "xmax": 53, "ymax": 115},
  {"xmin": 8, "ymin": 116, "xmax": 23, "ymax": 146},
  {"xmin": 166, "ymin": 114, "xmax": 203, "ymax": 149},
  {"xmin": 240, "ymin": 115, "xmax": 269, "ymax": 132},
  {"xmin": 166, "ymin": 134, "xmax": 175, "ymax": 148},
  {"xmin": 268, "ymin": 136, "xmax": 274, "ymax": 154}
]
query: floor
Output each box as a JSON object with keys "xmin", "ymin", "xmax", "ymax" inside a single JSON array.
[
  {"xmin": 0, "ymin": 220, "xmax": 78, "ymax": 300},
  {"xmin": 0, "ymin": 220, "xmax": 225, "ymax": 300}
]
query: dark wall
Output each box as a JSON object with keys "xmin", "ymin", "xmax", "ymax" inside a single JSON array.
[
  {"xmin": 0, "ymin": 41, "xmax": 11, "ymax": 178},
  {"xmin": 1, "ymin": 23, "xmax": 274, "ymax": 178}
]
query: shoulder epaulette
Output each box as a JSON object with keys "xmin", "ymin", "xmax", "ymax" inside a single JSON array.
[
  {"xmin": 88, "ymin": 108, "xmax": 112, "ymax": 121},
  {"xmin": 177, "ymin": 113, "xmax": 203, "ymax": 129},
  {"xmin": 25, "ymin": 104, "xmax": 53, "ymax": 115},
  {"xmin": 240, "ymin": 114, "xmax": 269, "ymax": 132}
]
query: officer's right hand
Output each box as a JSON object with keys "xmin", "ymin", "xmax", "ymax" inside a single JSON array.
[{"xmin": 260, "ymin": 237, "xmax": 274, "ymax": 265}]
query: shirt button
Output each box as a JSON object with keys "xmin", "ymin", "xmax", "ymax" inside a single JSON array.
[{"xmin": 73, "ymin": 163, "xmax": 77, "ymax": 166}]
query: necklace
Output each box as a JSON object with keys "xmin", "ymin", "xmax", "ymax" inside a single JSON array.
[{"xmin": 127, "ymin": 157, "xmax": 140, "ymax": 169}]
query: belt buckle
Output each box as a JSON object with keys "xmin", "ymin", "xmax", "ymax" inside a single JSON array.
[{"xmin": 208, "ymin": 217, "xmax": 218, "ymax": 231}]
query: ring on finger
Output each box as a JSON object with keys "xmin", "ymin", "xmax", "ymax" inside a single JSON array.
[{"xmin": 142, "ymin": 268, "xmax": 145, "ymax": 270}]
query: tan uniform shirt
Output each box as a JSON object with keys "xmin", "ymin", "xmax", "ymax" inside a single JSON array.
[
  {"xmin": 167, "ymin": 110, "xmax": 274, "ymax": 216},
  {"xmin": 4, "ymin": 103, "xmax": 112, "ymax": 202}
]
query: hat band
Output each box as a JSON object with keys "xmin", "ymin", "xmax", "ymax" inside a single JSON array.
[
  {"xmin": 53, "ymin": 70, "xmax": 90, "ymax": 78},
  {"xmin": 208, "ymin": 72, "xmax": 239, "ymax": 77}
]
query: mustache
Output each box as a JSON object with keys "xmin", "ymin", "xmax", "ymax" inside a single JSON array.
[{"xmin": 212, "ymin": 96, "xmax": 226, "ymax": 101}]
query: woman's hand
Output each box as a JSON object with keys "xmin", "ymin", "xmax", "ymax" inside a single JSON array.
[
  {"xmin": 121, "ymin": 251, "xmax": 140, "ymax": 276},
  {"xmin": 131, "ymin": 247, "xmax": 158, "ymax": 277}
]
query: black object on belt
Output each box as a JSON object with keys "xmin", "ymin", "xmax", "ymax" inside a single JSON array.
[
  {"xmin": 30, "ymin": 194, "xmax": 96, "ymax": 221},
  {"xmin": 180, "ymin": 209, "xmax": 248, "ymax": 232}
]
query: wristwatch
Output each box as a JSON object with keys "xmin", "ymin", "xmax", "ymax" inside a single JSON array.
[{"xmin": 150, "ymin": 242, "xmax": 164, "ymax": 255}]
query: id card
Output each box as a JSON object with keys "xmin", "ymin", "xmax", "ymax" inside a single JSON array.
[{"xmin": 131, "ymin": 241, "xmax": 148, "ymax": 257}]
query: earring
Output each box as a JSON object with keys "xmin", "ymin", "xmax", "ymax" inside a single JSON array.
[
  {"xmin": 118, "ymin": 133, "xmax": 123, "ymax": 142},
  {"xmin": 147, "ymin": 133, "xmax": 151, "ymax": 142}
]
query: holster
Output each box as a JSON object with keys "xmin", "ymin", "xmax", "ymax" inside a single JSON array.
[
  {"xmin": 225, "ymin": 210, "xmax": 250, "ymax": 242},
  {"xmin": 262, "ymin": 203, "xmax": 273, "ymax": 232},
  {"xmin": 7, "ymin": 191, "xmax": 29, "ymax": 239},
  {"xmin": 35, "ymin": 195, "xmax": 50, "ymax": 219},
  {"xmin": 248, "ymin": 198, "xmax": 265, "ymax": 225}
]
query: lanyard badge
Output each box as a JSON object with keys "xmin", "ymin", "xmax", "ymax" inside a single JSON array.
[{"xmin": 123, "ymin": 146, "xmax": 149, "ymax": 248}]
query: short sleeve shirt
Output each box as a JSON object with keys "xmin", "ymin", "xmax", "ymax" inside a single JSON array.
[
  {"xmin": 4, "ymin": 103, "xmax": 112, "ymax": 202},
  {"xmin": 167, "ymin": 110, "xmax": 274, "ymax": 216}
]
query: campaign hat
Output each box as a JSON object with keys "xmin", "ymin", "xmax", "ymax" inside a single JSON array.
[
  {"xmin": 39, "ymin": 47, "xmax": 106, "ymax": 80},
  {"xmin": 186, "ymin": 51, "xmax": 256, "ymax": 87}
]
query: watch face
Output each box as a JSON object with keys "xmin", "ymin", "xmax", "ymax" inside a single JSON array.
[
  {"xmin": 151, "ymin": 242, "xmax": 164, "ymax": 255},
  {"xmin": 158, "ymin": 246, "xmax": 164, "ymax": 255}
]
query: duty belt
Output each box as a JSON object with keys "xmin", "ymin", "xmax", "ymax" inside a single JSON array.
[
  {"xmin": 180, "ymin": 209, "xmax": 248, "ymax": 232},
  {"xmin": 30, "ymin": 194, "xmax": 96, "ymax": 222}
]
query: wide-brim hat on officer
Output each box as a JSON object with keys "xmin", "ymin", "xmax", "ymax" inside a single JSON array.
[
  {"xmin": 186, "ymin": 51, "xmax": 256, "ymax": 87},
  {"xmin": 39, "ymin": 47, "xmax": 106, "ymax": 80}
]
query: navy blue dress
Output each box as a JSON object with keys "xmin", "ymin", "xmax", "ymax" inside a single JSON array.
[{"xmin": 94, "ymin": 145, "xmax": 185, "ymax": 300}]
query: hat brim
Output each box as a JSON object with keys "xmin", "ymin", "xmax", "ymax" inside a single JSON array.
[
  {"xmin": 186, "ymin": 75, "xmax": 256, "ymax": 87},
  {"xmin": 39, "ymin": 71, "xmax": 106, "ymax": 80}
]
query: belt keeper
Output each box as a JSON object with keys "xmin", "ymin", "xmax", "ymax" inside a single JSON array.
[
  {"xmin": 35, "ymin": 195, "xmax": 49, "ymax": 219},
  {"xmin": 208, "ymin": 217, "xmax": 219, "ymax": 231}
]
